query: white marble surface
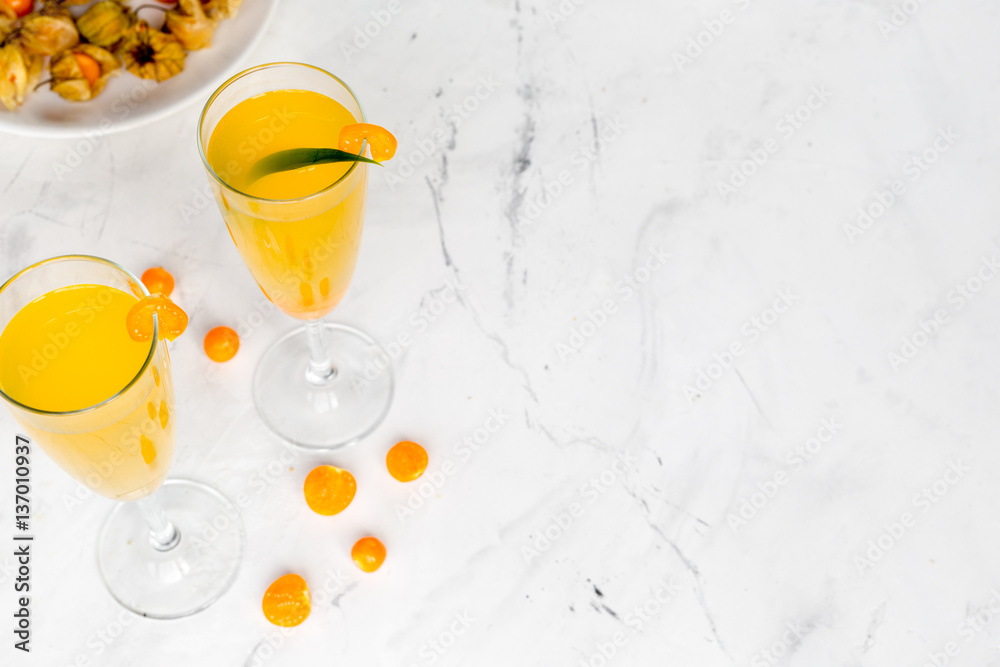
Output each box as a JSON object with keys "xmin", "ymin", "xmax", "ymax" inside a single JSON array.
[{"xmin": 3, "ymin": 0, "xmax": 1000, "ymax": 665}]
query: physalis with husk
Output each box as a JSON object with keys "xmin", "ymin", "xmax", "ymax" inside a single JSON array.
[
  {"xmin": 116, "ymin": 19, "xmax": 185, "ymax": 82},
  {"xmin": 1, "ymin": 4, "xmax": 18, "ymax": 41},
  {"xmin": 164, "ymin": 0, "xmax": 216, "ymax": 51},
  {"xmin": 0, "ymin": 0, "xmax": 243, "ymax": 111},
  {"xmin": 75, "ymin": 0, "xmax": 132, "ymax": 48},
  {"xmin": 14, "ymin": 3, "xmax": 79, "ymax": 56},
  {"xmin": 0, "ymin": 41, "xmax": 42, "ymax": 111},
  {"xmin": 46, "ymin": 43, "xmax": 119, "ymax": 101},
  {"xmin": 201, "ymin": 0, "xmax": 241, "ymax": 20}
]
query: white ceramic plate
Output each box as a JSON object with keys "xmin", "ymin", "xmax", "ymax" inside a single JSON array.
[{"xmin": 0, "ymin": 0, "xmax": 277, "ymax": 138}]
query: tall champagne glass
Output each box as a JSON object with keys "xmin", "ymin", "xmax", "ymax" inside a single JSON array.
[
  {"xmin": 0, "ymin": 256, "xmax": 245, "ymax": 618},
  {"xmin": 197, "ymin": 63, "xmax": 393, "ymax": 449}
]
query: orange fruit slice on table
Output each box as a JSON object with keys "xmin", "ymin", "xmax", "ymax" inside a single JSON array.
[
  {"xmin": 386, "ymin": 440, "xmax": 428, "ymax": 482},
  {"xmin": 262, "ymin": 574, "xmax": 311, "ymax": 627},
  {"xmin": 303, "ymin": 465, "xmax": 356, "ymax": 516}
]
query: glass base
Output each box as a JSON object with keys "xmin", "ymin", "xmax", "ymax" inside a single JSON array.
[
  {"xmin": 253, "ymin": 323, "xmax": 394, "ymax": 449},
  {"xmin": 98, "ymin": 479, "xmax": 245, "ymax": 619}
]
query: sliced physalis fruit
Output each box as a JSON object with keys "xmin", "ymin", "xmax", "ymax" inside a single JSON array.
[
  {"xmin": 262, "ymin": 574, "xmax": 311, "ymax": 627},
  {"xmin": 204, "ymin": 326, "xmax": 239, "ymax": 362},
  {"xmin": 72, "ymin": 52, "xmax": 100, "ymax": 86},
  {"xmin": 303, "ymin": 465, "xmax": 356, "ymax": 516},
  {"xmin": 338, "ymin": 123, "xmax": 397, "ymax": 162},
  {"xmin": 351, "ymin": 537, "xmax": 386, "ymax": 573},
  {"xmin": 386, "ymin": 440, "xmax": 428, "ymax": 482},
  {"xmin": 126, "ymin": 295, "xmax": 188, "ymax": 342},
  {"xmin": 141, "ymin": 267, "xmax": 174, "ymax": 296}
]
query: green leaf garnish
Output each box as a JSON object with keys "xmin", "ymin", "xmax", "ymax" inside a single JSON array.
[{"xmin": 247, "ymin": 148, "xmax": 381, "ymax": 184}]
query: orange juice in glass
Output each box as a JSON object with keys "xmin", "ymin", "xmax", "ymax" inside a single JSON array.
[
  {"xmin": 198, "ymin": 63, "xmax": 393, "ymax": 449},
  {"xmin": 0, "ymin": 256, "xmax": 244, "ymax": 619},
  {"xmin": 0, "ymin": 282, "xmax": 174, "ymax": 500}
]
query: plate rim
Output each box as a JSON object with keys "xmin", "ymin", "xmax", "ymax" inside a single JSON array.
[{"xmin": 0, "ymin": 0, "xmax": 279, "ymax": 140}]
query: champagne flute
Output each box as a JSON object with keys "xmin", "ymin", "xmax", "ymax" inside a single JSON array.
[
  {"xmin": 197, "ymin": 63, "xmax": 393, "ymax": 449},
  {"xmin": 0, "ymin": 255, "xmax": 244, "ymax": 619}
]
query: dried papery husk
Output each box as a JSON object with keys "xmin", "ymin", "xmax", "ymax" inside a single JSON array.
[
  {"xmin": 0, "ymin": 13, "xmax": 17, "ymax": 42},
  {"xmin": 0, "ymin": 41, "xmax": 30, "ymax": 110},
  {"xmin": 165, "ymin": 0, "xmax": 215, "ymax": 50},
  {"xmin": 26, "ymin": 46, "xmax": 41, "ymax": 82},
  {"xmin": 76, "ymin": 0, "xmax": 131, "ymax": 47},
  {"xmin": 17, "ymin": 3, "xmax": 79, "ymax": 55},
  {"xmin": 49, "ymin": 43, "xmax": 119, "ymax": 101},
  {"xmin": 201, "ymin": 0, "xmax": 239, "ymax": 20},
  {"xmin": 116, "ymin": 20, "xmax": 184, "ymax": 82}
]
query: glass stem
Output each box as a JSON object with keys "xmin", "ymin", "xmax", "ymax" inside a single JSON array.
[
  {"xmin": 137, "ymin": 491, "xmax": 181, "ymax": 552},
  {"xmin": 305, "ymin": 319, "xmax": 337, "ymax": 385}
]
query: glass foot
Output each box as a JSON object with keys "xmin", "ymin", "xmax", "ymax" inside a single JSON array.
[
  {"xmin": 98, "ymin": 479, "xmax": 245, "ymax": 619},
  {"xmin": 253, "ymin": 323, "xmax": 394, "ymax": 449}
]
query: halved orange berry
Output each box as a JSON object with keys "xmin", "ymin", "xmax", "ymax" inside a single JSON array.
[
  {"xmin": 73, "ymin": 53, "xmax": 101, "ymax": 86},
  {"xmin": 126, "ymin": 295, "xmax": 188, "ymax": 342},
  {"xmin": 303, "ymin": 465, "xmax": 356, "ymax": 516},
  {"xmin": 204, "ymin": 326, "xmax": 239, "ymax": 362},
  {"xmin": 140, "ymin": 267, "xmax": 174, "ymax": 297},
  {"xmin": 338, "ymin": 123, "xmax": 397, "ymax": 161},
  {"xmin": 351, "ymin": 537, "xmax": 386, "ymax": 573},
  {"xmin": 262, "ymin": 574, "xmax": 311, "ymax": 627},
  {"xmin": 386, "ymin": 440, "xmax": 428, "ymax": 482}
]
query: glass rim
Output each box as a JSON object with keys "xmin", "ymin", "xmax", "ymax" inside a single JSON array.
[
  {"xmin": 0, "ymin": 255, "xmax": 158, "ymax": 418},
  {"xmin": 196, "ymin": 61, "xmax": 369, "ymax": 205}
]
